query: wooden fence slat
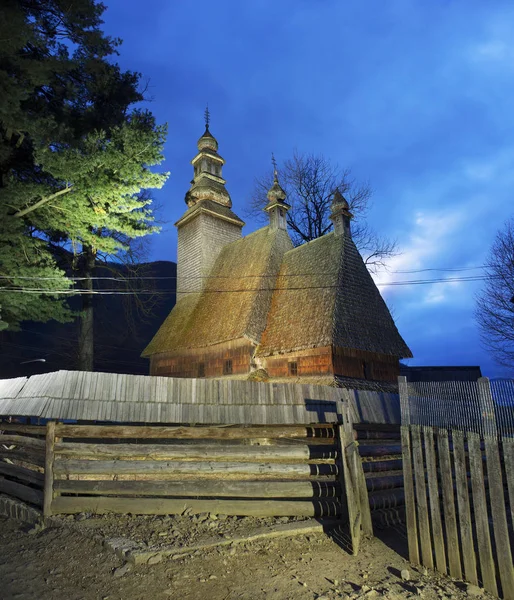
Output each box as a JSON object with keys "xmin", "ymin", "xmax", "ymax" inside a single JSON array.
[
  {"xmin": 467, "ymin": 432, "xmax": 497, "ymax": 596},
  {"xmin": 503, "ymin": 438, "xmax": 514, "ymax": 534},
  {"xmin": 44, "ymin": 421, "xmax": 56, "ymax": 518},
  {"xmin": 401, "ymin": 425, "xmax": 419, "ymax": 564},
  {"xmin": 53, "ymin": 459, "xmax": 338, "ymax": 479},
  {"xmin": 0, "ymin": 477, "xmax": 44, "ymax": 507},
  {"xmin": 453, "ymin": 430, "xmax": 478, "ymax": 585},
  {"xmin": 53, "ymin": 479, "xmax": 340, "ymax": 498},
  {"xmin": 484, "ymin": 436, "xmax": 514, "ymax": 600},
  {"xmin": 0, "ymin": 462, "xmax": 45, "ymax": 487},
  {"xmin": 411, "ymin": 425, "xmax": 433, "ymax": 569},
  {"xmin": 51, "ymin": 496, "xmax": 340, "ymax": 518},
  {"xmin": 423, "ymin": 426, "xmax": 446, "ymax": 574},
  {"xmin": 54, "ymin": 424, "xmax": 336, "ymax": 439},
  {"xmin": 436, "ymin": 429, "xmax": 462, "ymax": 580},
  {"xmin": 53, "ymin": 442, "xmax": 335, "ymax": 463}
]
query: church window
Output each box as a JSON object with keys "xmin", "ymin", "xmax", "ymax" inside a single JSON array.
[
  {"xmin": 288, "ymin": 361, "xmax": 298, "ymax": 376},
  {"xmin": 198, "ymin": 362, "xmax": 205, "ymax": 378},
  {"xmin": 224, "ymin": 359, "xmax": 233, "ymax": 375}
]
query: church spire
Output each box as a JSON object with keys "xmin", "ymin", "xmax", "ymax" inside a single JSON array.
[
  {"xmin": 185, "ymin": 109, "xmax": 231, "ymax": 208},
  {"xmin": 264, "ymin": 154, "xmax": 290, "ymax": 230},
  {"xmin": 330, "ymin": 188, "xmax": 353, "ymax": 237}
]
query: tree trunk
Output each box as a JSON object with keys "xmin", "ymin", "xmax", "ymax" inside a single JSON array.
[{"xmin": 77, "ymin": 247, "xmax": 96, "ymax": 371}]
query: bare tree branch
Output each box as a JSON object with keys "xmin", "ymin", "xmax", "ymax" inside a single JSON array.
[
  {"xmin": 246, "ymin": 150, "xmax": 398, "ymax": 271},
  {"xmin": 475, "ymin": 218, "xmax": 514, "ymax": 372}
]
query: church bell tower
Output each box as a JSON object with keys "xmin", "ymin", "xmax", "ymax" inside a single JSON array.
[{"xmin": 175, "ymin": 110, "xmax": 244, "ymax": 301}]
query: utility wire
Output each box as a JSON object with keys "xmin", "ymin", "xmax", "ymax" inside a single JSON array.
[
  {"xmin": 0, "ymin": 264, "xmax": 490, "ymax": 281},
  {"xmin": 0, "ymin": 276, "xmax": 498, "ymax": 295}
]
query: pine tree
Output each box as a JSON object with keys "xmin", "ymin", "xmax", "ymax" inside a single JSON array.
[{"xmin": 0, "ymin": 0, "xmax": 168, "ymax": 368}]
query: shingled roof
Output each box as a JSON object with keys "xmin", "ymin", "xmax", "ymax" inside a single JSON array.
[
  {"xmin": 256, "ymin": 232, "xmax": 412, "ymax": 358},
  {"xmin": 142, "ymin": 226, "xmax": 293, "ymax": 355}
]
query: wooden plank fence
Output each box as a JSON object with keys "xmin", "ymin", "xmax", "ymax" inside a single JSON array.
[{"xmin": 399, "ymin": 377, "xmax": 514, "ymax": 600}]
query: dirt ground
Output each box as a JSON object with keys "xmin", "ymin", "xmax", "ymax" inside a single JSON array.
[{"xmin": 0, "ymin": 514, "xmax": 487, "ymax": 600}]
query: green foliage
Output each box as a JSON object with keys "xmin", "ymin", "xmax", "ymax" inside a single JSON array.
[{"xmin": 0, "ymin": 0, "xmax": 168, "ymax": 330}]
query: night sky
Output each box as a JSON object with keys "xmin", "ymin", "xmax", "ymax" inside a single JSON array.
[{"xmin": 101, "ymin": 0, "xmax": 514, "ymax": 378}]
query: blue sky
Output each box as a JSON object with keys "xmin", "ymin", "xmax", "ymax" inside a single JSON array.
[{"xmin": 102, "ymin": 0, "xmax": 514, "ymax": 377}]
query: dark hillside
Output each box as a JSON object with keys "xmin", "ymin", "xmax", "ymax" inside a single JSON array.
[{"xmin": 0, "ymin": 260, "xmax": 176, "ymax": 378}]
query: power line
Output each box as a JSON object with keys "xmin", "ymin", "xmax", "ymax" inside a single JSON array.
[
  {"xmin": 0, "ymin": 264, "xmax": 490, "ymax": 281},
  {"xmin": 0, "ymin": 274, "xmax": 499, "ymax": 295}
]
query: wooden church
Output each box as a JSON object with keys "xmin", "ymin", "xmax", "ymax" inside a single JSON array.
[{"xmin": 142, "ymin": 122, "xmax": 412, "ymax": 387}]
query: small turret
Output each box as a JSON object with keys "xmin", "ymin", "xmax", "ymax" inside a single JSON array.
[
  {"xmin": 264, "ymin": 155, "xmax": 290, "ymax": 230},
  {"xmin": 330, "ymin": 188, "xmax": 353, "ymax": 237}
]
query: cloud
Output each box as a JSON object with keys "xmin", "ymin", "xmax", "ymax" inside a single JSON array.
[{"xmin": 373, "ymin": 209, "xmax": 470, "ymax": 306}]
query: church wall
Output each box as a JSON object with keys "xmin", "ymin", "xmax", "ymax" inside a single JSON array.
[
  {"xmin": 332, "ymin": 347, "xmax": 400, "ymax": 382},
  {"xmin": 150, "ymin": 339, "xmax": 255, "ymax": 378},
  {"xmin": 262, "ymin": 346, "xmax": 333, "ymax": 378},
  {"xmin": 261, "ymin": 346, "xmax": 400, "ymax": 382},
  {"xmin": 177, "ymin": 212, "xmax": 242, "ymax": 301}
]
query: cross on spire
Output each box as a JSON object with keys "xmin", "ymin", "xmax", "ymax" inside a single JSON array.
[
  {"xmin": 204, "ymin": 105, "xmax": 210, "ymax": 130},
  {"xmin": 271, "ymin": 152, "xmax": 278, "ymax": 181}
]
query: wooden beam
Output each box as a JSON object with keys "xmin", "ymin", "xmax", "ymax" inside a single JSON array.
[
  {"xmin": 50, "ymin": 496, "xmax": 340, "ymax": 517},
  {"xmin": 0, "ymin": 477, "xmax": 44, "ymax": 507},
  {"xmin": 55, "ymin": 424, "xmax": 336, "ymax": 440},
  {"xmin": 54, "ymin": 442, "xmax": 335, "ymax": 463},
  {"xmin": 53, "ymin": 479, "xmax": 340, "ymax": 498},
  {"xmin": 0, "ymin": 424, "xmax": 46, "ymax": 435},
  {"xmin": 0, "ymin": 434, "xmax": 46, "ymax": 450},
  {"xmin": 127, "ymin": 518, "xmax": 335, "ymax": 564},
  {"xmin": 0, "ymin": 462, "xmax": 45, "ymax": 487},
  {"xmin": 0, "ymin": 448, "xmax": 45, "ymax": 467},
  {"xmin": 358, "ymin": 444, "xmax": 402, "ymax": 457},
  {"xmin": 53, "ymin": 459, "xmax": 338, "ymax": 479},
  {"xmin": 362, "ymin": 458, "xmax": 402, "ymax": 473}
]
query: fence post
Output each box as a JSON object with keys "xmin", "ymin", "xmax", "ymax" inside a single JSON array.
[
  {"xmin": 337, "ymin": 404, "xmax": 372, "ymax": 555},
  {"xmin": 43, "ymin": 420, "xmax": 56, "ymax": 518}
]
